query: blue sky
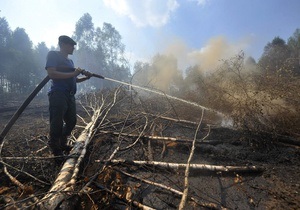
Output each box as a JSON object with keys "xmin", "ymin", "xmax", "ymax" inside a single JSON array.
[{"xmin": 1, "ymin": 0, "xmax": 300, "ymax": 70}]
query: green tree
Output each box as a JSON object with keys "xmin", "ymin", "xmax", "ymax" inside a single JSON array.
[
  {"xmin": 8, "ymin": 27, "xmax": 36, "ymax": 93},
  {"xmin": 73, "ymin": 13, "xmax": 106, "ymax": 91},
  {"xmin": 33, "ymin": 42, "xmax": 49, "ymax": 94},
  {"xmin": 0, "ymin": 17, "xmax": 11, "ymax": 48},
  {"xmin": 74, "ymin": 13, "xmax": 95, "ymax": 49},
  {"xmin": 34, "ymin": 42, "xmax": 49, "ymax": 76},
  {"xmin": 73, "ymin": 13, "xmax": 96, "ymax": 78},
  {"xmin": 101, "ymin": 23, "xmax": 124, "ymax": 64},
  {"xmin": 258, "ymin": 37, "xmax": 290, "ymax": 74},
  {"xmin": 132, "ymin": 61, "xmax": 151, "ymax": 86},
  {"xmin": 287, "ymin": 29, "xmax": 300, "ymax": 75},
  {"xmin": 0, "ymin": 17, "xmax": 12, "ymax": 93},
  {"xmin": 73, "ymin": 13, "xmax": 130, "ymax": 91},
  {"xmin": 99, "ymin": 22, "xmax": 130, "ymax": 83}
]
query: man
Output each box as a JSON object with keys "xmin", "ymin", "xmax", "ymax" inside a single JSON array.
[{"xmin": 45, "ymin": 35, "xmax": 92, "ymax": 161}]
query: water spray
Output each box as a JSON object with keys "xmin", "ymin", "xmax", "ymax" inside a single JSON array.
[
  {"xmin": 95, "ymin": 74, "xmax": 225, "ymax": 116},
  {"xmin": 85, "ymin": 70, "xmax": 224, "ymax": 115}
]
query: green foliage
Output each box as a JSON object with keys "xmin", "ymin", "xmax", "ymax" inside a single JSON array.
[
  {"xmin": 0, "ymin": 17, "xmax": 12, "ymax": 94},
  {"xmin": 258, "ymin": 37, "xmax": 291, "ymax": 75},
  {"xmin": 9, "ymin": 28, "xmax": 37, "ymax": 93},
  {"xmin": 33, "ymin": 42, "xmax": 50, "ymax": 93},
  {"xmin": 74, "ymin": 13, "xmax": 95, "ymax": 49},
  {"xmin": 0, "ymin": 17, "xmax": 11, "ymax": 48},
  {"xmin": 287, "ymin": 29, "xmax": 300, "ymax": 75},
  {"xmin": 0, "ymin": 25, "xmax": 38, "ymax": 94}
]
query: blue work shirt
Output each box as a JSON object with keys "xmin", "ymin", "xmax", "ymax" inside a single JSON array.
[{"xmin": 45, "ymin": 51, "xmax": 77, "ymax": 94}]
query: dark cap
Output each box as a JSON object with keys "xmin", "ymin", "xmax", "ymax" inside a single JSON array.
[{"xmin": 58, "ymin": 35, "xmax": 77, "ymax": 45}]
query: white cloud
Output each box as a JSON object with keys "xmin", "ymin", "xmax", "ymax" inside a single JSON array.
[
  {"xmin": 188, "ymin": 0, "xmax": 209, "ymax": 6},
  {"xmin": 103, "ymin": 0, "xmax": 179, "ymax": 27},
  {"xmin": 39, "ymin": 23, "xmax": 75, "ymax": 48}
]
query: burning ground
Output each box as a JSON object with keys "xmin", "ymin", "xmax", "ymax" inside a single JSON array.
[{"xmin": 0, "ymin": 89, "xmax": 299, "ymax": 209}]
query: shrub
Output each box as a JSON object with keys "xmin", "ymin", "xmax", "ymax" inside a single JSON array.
[{"xmin": 192, "ymin": 52, "xmax": 300, "ymax": 137}]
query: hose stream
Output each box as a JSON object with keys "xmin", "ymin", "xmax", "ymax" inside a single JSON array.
[{"xmin": 103, "ymin": 77, "xmax": 224, "ymax": 116}]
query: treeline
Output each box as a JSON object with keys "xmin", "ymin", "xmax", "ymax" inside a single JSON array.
[{"xmin": 0, "ymin": 13, "xmax": 131, "ymax": 96}]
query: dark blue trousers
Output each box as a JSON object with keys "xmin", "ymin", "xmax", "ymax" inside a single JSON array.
[{"xmin": 48, "ymin": 91, "xmax": 76, "ymax": 153}]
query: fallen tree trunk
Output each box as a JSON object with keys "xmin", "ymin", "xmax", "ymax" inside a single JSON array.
[
  {"xmin": 38, "ymin": 88, "xmax": 120, "ymax": 209},
  {"xmin": 39, "ymin": 114, "xmax": 100, "ymax": 209},
  {"xmin": 38, "ymin": 123, "xmax": 92, "ymax": 209},
  {"xmin": 98, "ymin": 159, "xmax": 264, "ymax": 173}
]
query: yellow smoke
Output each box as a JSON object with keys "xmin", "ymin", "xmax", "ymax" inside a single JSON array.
[
  {"xmin": 188, "ymin": 36, "xmax": 251, "ymax": 73},
  {"xmin": 148, "ymin": 53, "xmax": 178, "ymax": 91},
  {"xmin": 136, "ymin": 36, "xmax": 251, "ymax": 91}
]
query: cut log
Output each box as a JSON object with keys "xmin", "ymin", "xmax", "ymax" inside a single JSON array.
[
  {"xmin": 39, "ymin": 118, "xmax": 98, "ymax": 209},
  {"xmin": 97, "ymin": 159, "xmax": 264, "ymax": 173}
]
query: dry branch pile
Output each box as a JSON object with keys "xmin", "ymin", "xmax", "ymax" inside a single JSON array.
[{"xmin": 0, "ymin": 87, "xmax": 299, "ymax": 209}]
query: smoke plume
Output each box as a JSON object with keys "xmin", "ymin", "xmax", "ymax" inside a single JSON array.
[{"xmin": 163, "ymin": 35, "xmax": 251, "ymax": 73}]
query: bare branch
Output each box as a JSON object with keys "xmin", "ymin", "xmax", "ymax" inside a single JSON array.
[
  {"xmin": 3, "ymin": 165, "xmax": 25, "ymax": 190},
  {"xmin": 179, "ymin": 109, "xmax": 204, "ymax": 210},
  {"xmin": 98, "ymin": 159, "xmax": 265, "ymax": 173}
]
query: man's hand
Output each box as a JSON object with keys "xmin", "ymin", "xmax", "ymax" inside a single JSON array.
[{"xmin": 74, "ymin": 68, "xmax": 83, "ymax": 76}]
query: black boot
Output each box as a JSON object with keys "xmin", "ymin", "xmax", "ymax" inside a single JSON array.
[
  {"xmin": 48, "ymin": 140, "xmax": 64, "ymax": 164},
  {"xmin": 60, "ymin": 136, "xmax": 73, "ymax": 154}
]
